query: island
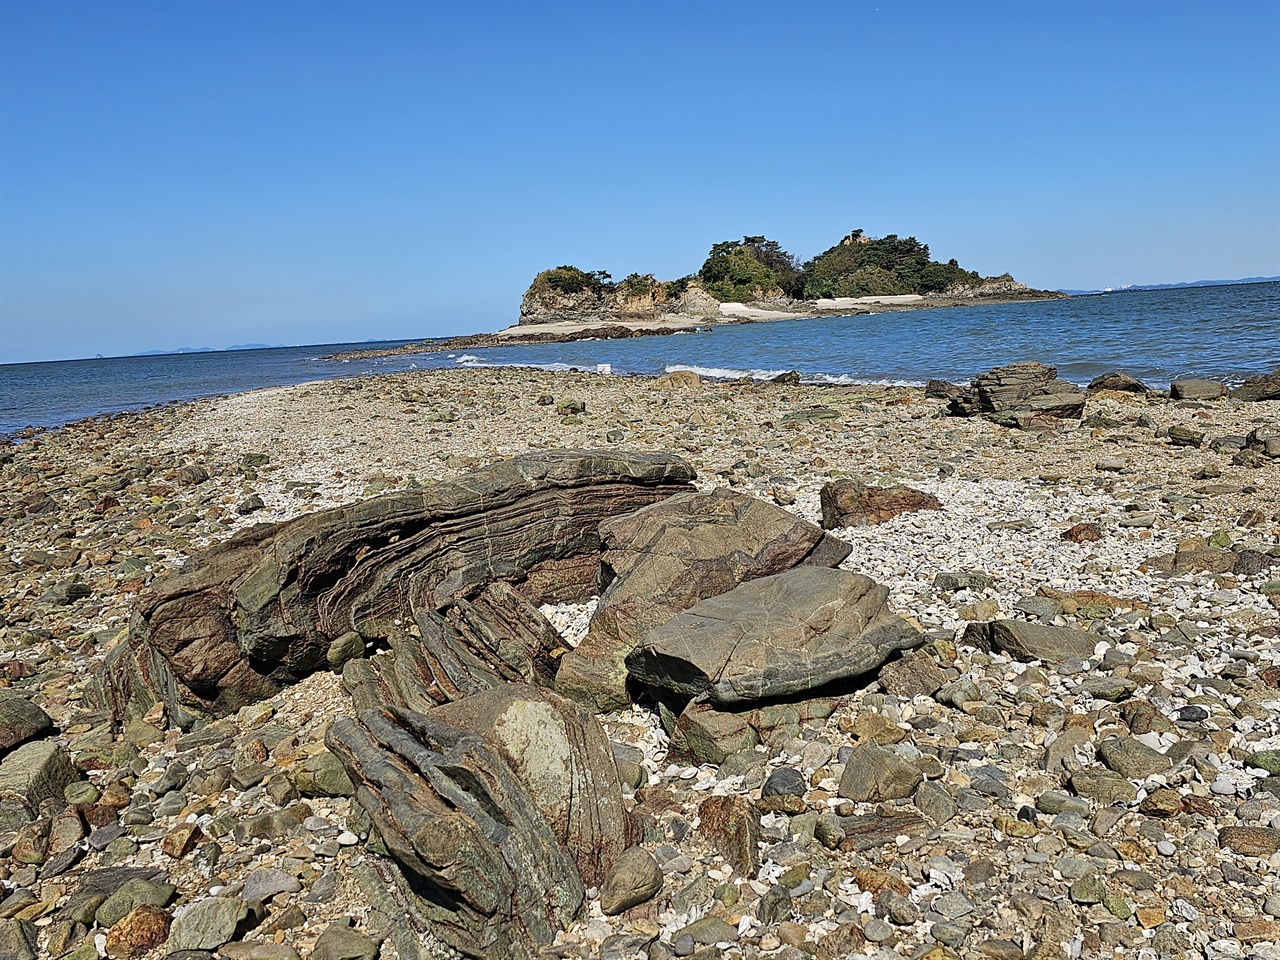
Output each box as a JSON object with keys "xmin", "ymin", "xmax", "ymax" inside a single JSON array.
[{"xmin": 333, "ymin": 229, "xmax": 1065, "ymax": 358}]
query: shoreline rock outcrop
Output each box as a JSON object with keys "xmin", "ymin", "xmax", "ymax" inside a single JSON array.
[
  {"xmin": 97, "ymin": 451, "xmax": 695, "ymax": 727},
  {"xmin": 947, "ymin": 361, "xmax": 1086, "ymax": 428}
]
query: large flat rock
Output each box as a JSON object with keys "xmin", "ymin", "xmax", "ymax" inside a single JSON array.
[
  {"xmin": 556, "ymin": 488, "xmax": 850, "ymax": 711},
  {"xmin": 97, "ymin": 451, "xmax": 694, "ymax": 727},
  {"xmin": 964, "ymin": 619, "xmax": 1098, "ymax": 664},
  {"xmin": 626, "ymin": 567, "xmax": 921, "ymax": 706}
]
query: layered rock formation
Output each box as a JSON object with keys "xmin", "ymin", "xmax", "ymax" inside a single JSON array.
[
  {"xmin": 98, "ymin": 451, "xmax": 695, "ymax": 727},
  {"xmin": 326, "ymin": 686, "xmax": 625, "ymax": 960},
  {"xmin": 947, "ymin": 361, "xmax": 1086, "ymax": 428}
]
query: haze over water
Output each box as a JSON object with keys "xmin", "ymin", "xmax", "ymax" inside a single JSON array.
[{"xmin": 2, "ymin": 283, "xmax": 1277, "ymax": 439}]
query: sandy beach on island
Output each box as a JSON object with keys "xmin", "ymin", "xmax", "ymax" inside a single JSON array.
[{"xmin": 3, "ymin": 366, "xmax": 1280, "ymax": 960}]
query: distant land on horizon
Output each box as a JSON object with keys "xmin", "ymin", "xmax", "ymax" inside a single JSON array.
[{"xmin": 1058, "ymin": 276, "xmax": 1280, "ymax": 295}]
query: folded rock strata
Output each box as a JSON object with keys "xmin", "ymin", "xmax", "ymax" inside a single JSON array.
[
  {"xmin": 98, "ymin": 451, "xmax": 695, "ymax": 727},
  {"xmin": 627, "ymin": 567, "xmax": 922, "ymax": 706},
  {"xmin": 556, "ymin": 488, "xmax": 851, "ymax": 711},
  {"xmin": 327, "ymin": 686, "xmax": 624, "ymax": 959},
  {"xmin": 948, "ymin": 362, "xmax": 1086, "ymax": 428},
  {"xmin": 344, "ymin": 582, "xmax": 563, "ymax": 714}
]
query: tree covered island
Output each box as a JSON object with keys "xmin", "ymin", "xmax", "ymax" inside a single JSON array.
[{"xmin": 519, "ymin": 229, "xmax": 1063, "ymax": 325}]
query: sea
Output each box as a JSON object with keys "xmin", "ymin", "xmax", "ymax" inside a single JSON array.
[{"xmin": 2, "ymin": 282, "xmax": 1277, "ymax": 440}]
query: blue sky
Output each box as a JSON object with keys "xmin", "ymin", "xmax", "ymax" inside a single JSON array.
[{"xmin": 1, "ymin": 0, "xmax": 1277, "ymax": 364}]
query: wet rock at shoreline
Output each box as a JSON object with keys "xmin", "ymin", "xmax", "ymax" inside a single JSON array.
[{"xmin": 947, "ymin": 361, "xmax": 1086, "ymax": 427}]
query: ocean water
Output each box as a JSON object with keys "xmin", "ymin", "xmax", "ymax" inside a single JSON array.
[{"xmin": 2, "ymin": 282, "xmax": 1277, "ymax": 439}]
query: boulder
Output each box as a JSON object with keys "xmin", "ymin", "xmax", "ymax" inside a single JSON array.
[
  {"xmin": 819, "ymin": 479, "xmax": 942, "ymax": 528},
  {"xmin": 0, "ymin": 693, "xmax": 53, "ymax": 756},
  {"xmin": 1087, "ymin": 371, "xmax": 1149, "ymax": 394},
  {"xmin": 1233, "ymin": 369, "xmax": 1280, "ymax": 402},
  {"xmin": 1170, "ymin": 379, "xmax": 1227, "ymax": 400},
  {"xmin": 327, "ymin": 687, "xmax": 626, "ymax": 959},
  {"xmin": 964, "ymin": 620, "xmax": 1097, "ymax": 665},
  {"xmin": 627, "ymin": 567, "xmax": 921, "ymax": 706},
  {"xmin": 97, "ymin": 451, "xmax": 694, "ymax": 727},
  {"xmin": 0, "ymin": 740, "xmax": 77, "ymax": 832},
  {"xmin": 947, "ymin": 362, "xmax": 1086, "ymax": 428},
  {"xmin": 556, "ymin": 488, "xmax": 850, "ymax": 711}
]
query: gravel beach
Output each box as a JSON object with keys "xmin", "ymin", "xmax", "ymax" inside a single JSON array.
[{"xmin": 2, "ymin": 365, "xmax": 1278, "ymax": 960}]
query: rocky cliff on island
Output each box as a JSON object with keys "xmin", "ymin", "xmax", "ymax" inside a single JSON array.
[{"xmin": 519, "ymin": 230, "xmax": 1066, "ymax": 327}]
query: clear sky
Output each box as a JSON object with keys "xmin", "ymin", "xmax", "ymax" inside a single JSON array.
[{"xmin": 1, "ymin": 0, "xmax": 1277, "ymax": 364}]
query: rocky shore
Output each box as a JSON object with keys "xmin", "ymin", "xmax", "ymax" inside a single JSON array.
[
  {"xmin": 326, "ymin": 290, "xmax": 1068, "ymax": 362},
  {"xmin": 1, "ymin": 363, "xmax": 1278, "ymax": 960}
]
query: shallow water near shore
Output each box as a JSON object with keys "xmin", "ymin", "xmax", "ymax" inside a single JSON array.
[{"xmin": 3, "ymin": 281, "xmax": 1276, "ymax": 437}]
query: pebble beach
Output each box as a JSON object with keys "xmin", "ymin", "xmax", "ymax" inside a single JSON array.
[{"xmin": 3, "ymin": 365, "xmax": 1279, "ymax": 960}]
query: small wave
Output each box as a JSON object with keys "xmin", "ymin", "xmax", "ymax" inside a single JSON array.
[
  {"xmin": 805, "ymin": 374, "xmax": 927, "ymax": 387},
  {"xmin": 453, "ymin": 357, "xmax": 582, "ymax": 373},
  {"xmin": 665, "ymin": 364, "xmax": 790, "ymax": 381}
]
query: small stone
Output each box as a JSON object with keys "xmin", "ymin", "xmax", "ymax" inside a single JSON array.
[
  {"xmin": 104, "ymin": 904, "xmax": 170, "ymax": 958},
  {"xmin": 933, "ymin": 891, "xmax": 975, "ymax": 919},
  {"xmin": 1219, "ymin": 826, "xmax": 1280, "ymax": 857},
  {"xmin": 599, "ymin": 847, "xmax": 662, "ymax": 916},
  {"xmin": 166, "ymin": 897, "xmax": 248, "ymax": 952},
  {"xmin": 676, "ymin": 915, "xmax": 738, "ymax": 946},
  {"xmin": 312, "ymin": 922, "xmax": 378, "ymax": 960},
  {"xmin": 762, "ymin": 767, "xmax": 806, "ymax": 798},
  {"xmin": 838, "ymin": 742, "xmax": 922, "ymax": 802},
  {"xmin": 1070, "ymin": 875, "xmax": 1106, "ymax": 904},
  {"xmin": 698, "ymin": 795, "xmax": 760, "ymax": 876},
  {"xmin": 1061, "ymin": 522, "xmax": 1103, "ymax": 544},
  {"xmin": 863, "ymin": 918, "xmax": 894, "ymax": 943},
  {"xmin": 242, "ymin": 868, "xmax": 302, "ymax": 903}
]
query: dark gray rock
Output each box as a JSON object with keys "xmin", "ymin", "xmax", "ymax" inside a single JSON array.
[
  {"xmin": 0, "ymin": 693, "xmax": 53, "ymax": 757},
  {"xmin": 98, "ymin": 450, "xmax": 695, "ymax": 727},
  {"xmin": 558, "ymin": 487, "xmax": 850, "ymax": 711},
  {"xmin": 762, "ymin": 767, "xmax": 807, "ymax": 798},
  {"xmin": 964, "ymin": 620, "xmax": 1098, "ymax": 664},
  {"xmin": 1088, "ymin": 371, "xmax": 1149, "ymax": 394},
  {"xmin": 1233, "ymin": 369, "xmax": 1280, "ymax": 402},
  {"xmin": 627, "ymin": 567, "xmax": 921, "ymax": 706}
]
